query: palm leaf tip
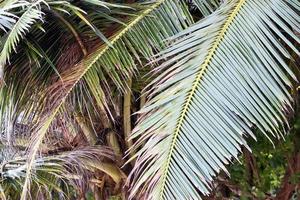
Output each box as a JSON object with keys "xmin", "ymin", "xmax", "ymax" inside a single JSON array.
[{"xmin": 129, "ymin": 0, "xmax": 300, "ymax": 199}]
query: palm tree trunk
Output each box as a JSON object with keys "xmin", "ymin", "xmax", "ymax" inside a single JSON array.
[
  {"xmin": 274, "ymin": 132, "xmax": 300, "ymax": 200},
  {"xmin": 75, "ymin": 114, "xmax": 98, "ymax": 145},
  {"xmin": 123, "ymin": 78, "xmax": 134, "ymax": 160}
]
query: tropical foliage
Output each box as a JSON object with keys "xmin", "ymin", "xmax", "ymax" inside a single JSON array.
[{"xmin": 0, "ymin": 0, "xmax": 299, "ymax": 199}]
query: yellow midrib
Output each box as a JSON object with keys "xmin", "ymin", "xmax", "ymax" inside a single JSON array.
[
  {"xmin": 21, "ymin": 1, "xmax": 166, "ymax": 199},
  {"xmin": 159, "ymin": 0, "xmax": 246, "ymax": 199}
]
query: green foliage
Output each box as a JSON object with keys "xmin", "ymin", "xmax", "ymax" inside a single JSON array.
[
  {"xmin": 229, "ymin": 136, "xmax": 292, "ymax": 198},
  {"xmin": 228, "ymin": 118, "xmax": 300, "ymax": 199},
  {"xmin": 0, "ymin": 0, "xmax": 300, "ymax": 199}
]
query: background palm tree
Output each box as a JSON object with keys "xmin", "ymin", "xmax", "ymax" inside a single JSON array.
[{"xmin": 0, "ymin": 0, "xmax": 300, "ymax": 199}]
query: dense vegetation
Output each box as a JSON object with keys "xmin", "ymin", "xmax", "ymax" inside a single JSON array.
[{"xmin": 0, "ymin": 0, "xmax": 300, "ymax": 199}]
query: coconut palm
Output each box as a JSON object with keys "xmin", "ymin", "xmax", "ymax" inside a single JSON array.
[{"xmin": 0, "ymin": 0, "xmax": 300, "ymax": 199}]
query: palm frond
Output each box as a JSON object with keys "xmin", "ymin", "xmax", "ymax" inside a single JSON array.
[
  {"xmin": 0, "ymin": 0, "xmax": 43, "ymax": 85},
  {"xmin": 129, "ymin": 0, "xmax": 300, "ymax": 199},
  {"xmin": 20, "ymin": 1, "xmax": 194, "ymax": 199},
  {"xmin": 0, "ymin": 146, "xmax": 115, "ymax": 199},
  {"xmin": 0, "ymin": 0, "xmax": 45, "ymax": 66}
]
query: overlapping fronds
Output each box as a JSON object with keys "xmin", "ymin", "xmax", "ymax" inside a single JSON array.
[
  {"xmin": 0, "ymin": 0, "xmax": 132, "ymax": 86},
  {"xmin": 129, "ymin": 0, "xmax": 300, "ymax": 199},
  {"xmin": 20, "ymin": 1, "xmax": 194, "ymax": 199},
  {"xmin": 0, "ymin": 0, "xmax": 138, "ymax": 145},
  {"xmin": 0, "ymin": 146, "xmax": 115, "ymax": 199}
]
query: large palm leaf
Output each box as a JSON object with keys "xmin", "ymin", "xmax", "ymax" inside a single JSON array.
[{"xmin": 129, "ymin": 0, "xmax": 300, "ymax": 199}]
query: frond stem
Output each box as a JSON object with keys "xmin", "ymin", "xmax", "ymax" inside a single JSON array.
[{"xmin": 124, "ymin": 77, "xmax": 135, "ymax": 163}]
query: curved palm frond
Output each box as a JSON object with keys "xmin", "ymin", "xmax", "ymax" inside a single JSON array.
[
  {"xmin": 129, "ymin": 0, "xmax": 300, "ymax": 199},
  {"xmin": 0, "ymin": 146, "xmax": 116, "ymax": 199},
  {"xmin": 19, "ymin": 1, "xmax": 194, "ymax": 199}
]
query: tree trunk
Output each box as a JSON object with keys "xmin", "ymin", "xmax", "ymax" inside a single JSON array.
[
  {"xmin": 274, "ymin": 132, "xmax": 300, "ymax": 200},
  {"xmin": 242, "ymin": 147, "xmax": 260, "ymax": 187}
]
